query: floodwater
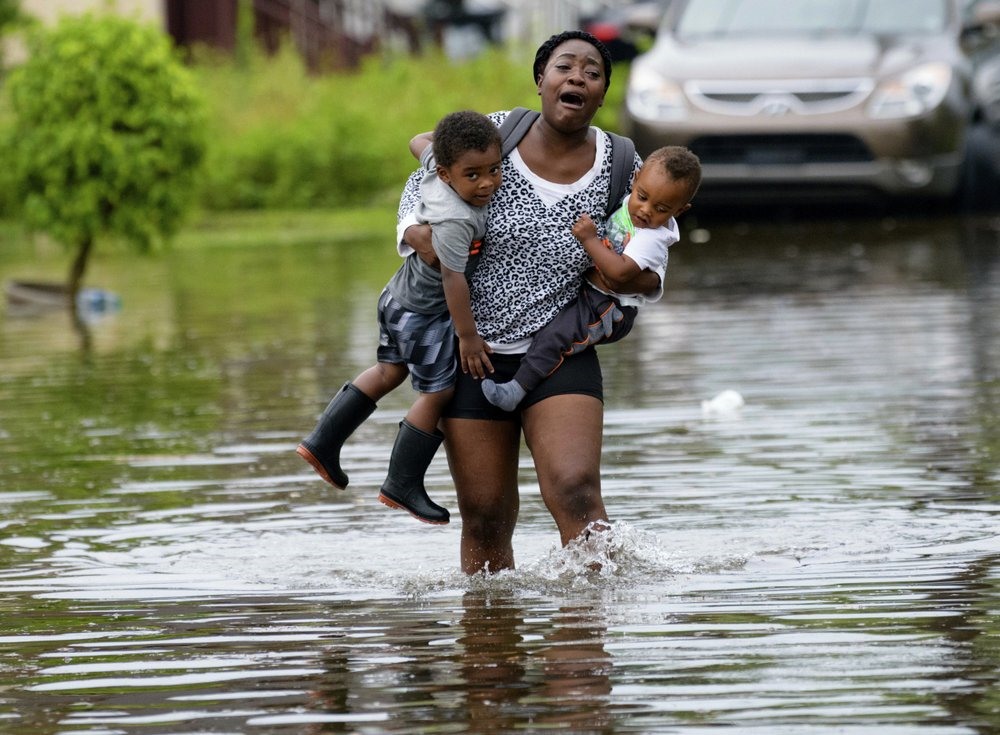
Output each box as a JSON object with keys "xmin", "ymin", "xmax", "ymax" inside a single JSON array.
[{"xmin": 0, "ymin": 210, "xmax": 998, "ymax": 734}]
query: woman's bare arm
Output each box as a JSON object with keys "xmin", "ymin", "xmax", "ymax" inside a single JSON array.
[
  {"xmin": 409, "ymin": 132, "xmax": 433, "ymax": 161},
  {"xmin": 403, "ymin": 223, "xmax": 438, "ymax": 269}
]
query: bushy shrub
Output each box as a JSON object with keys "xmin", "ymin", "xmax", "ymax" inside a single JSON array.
[
  {"xmin": 2, "ymin": 13, "xmax": 206, "ymax": 296},
  {"xmin": 196, "ymin": 78, "xmax": 392, "ymax": 207}
]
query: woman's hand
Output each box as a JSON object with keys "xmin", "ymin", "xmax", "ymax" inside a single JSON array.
[{"xmin": 403, "ymin": 223, "xmax": 438, "ymax": 269}]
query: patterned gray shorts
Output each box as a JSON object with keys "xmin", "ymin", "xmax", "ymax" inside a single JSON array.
[{"xmin": 375, "ymin": 289, "xmax": 456, "ymax": 394}]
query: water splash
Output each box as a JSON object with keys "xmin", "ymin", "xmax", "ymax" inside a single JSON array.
[
  {"xmin": 349, "ymin": 522, "xmax": 690, "ymax": 600},
  {"xmin": 508, "ymin": 522, "xmax": 686, "ymax": 594}
]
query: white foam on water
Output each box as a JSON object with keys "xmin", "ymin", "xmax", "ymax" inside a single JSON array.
[
  {"xmin": 6, "ymin": 518, "xmax": 742, "ymax": 603},
  {"xmin": 6, "ymin": 483, "xmax": 998, "ymax": 606}
]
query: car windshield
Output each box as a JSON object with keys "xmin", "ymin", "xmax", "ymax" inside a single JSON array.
[{"xmin": 675, "ymin": 0, "xmax": 949, "ymax": 38}]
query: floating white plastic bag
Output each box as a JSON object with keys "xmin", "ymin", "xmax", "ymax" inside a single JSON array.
[{"xmin": 701, "ymin": 389, "xmax": 745, "ymax": 417}]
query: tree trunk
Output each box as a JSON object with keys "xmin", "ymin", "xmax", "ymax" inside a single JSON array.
[
  {"xmin": 67, "ymin": 235, "xmax": 93, "ymax": 313},
  {"xmin": 67, "ymin": 236, "xmax": 94, "ymax": 351}
]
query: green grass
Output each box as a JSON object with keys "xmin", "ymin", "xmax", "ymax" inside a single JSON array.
[
  {"xmin": 186, "ymin": 39, "xmax": 629, "ymax": 211},
  {"xmin": 173, "ymin": 205, "xmax": 397, "ymax": 249},
  {"xmin": 189, "ymin": 42, "xmax": 547, "ymax": 210}
]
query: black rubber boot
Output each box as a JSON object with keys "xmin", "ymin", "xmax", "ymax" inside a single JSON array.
[
  {"xmin": 378, "ymin": 420, "xmax": 450, "ymax": 525},
  {"xmin": 296, "ymin": 382, "xmax": 376, "ymax": 489}
]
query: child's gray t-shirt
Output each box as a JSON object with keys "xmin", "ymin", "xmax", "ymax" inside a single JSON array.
[{"xmin": 386, "ymin": 148, "xmax": 488, "ymax": 314}]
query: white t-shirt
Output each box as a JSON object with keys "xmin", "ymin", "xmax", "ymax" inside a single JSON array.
[{"xmin": 593, "ymin": 193, "xmax": 678, "ymax": 307}]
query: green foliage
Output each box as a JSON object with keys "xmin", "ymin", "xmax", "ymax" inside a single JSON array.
[
  {"xmin": 234, "ymin": 0, "xmax": 255, "ymax": 69},
  {"xmin": 191, "ymin": 42, "xmax": 551, "ymax": 210},
  {"xmin": 0, "ymin": 31, "xmax": 632, "ymax": 218},
  {"xmin": 2, "ymin": 13, "xmax": 206, "ymax": 253},
  {"xmin": 0, "ymin": 0, "xmax": 20, "ymax": 34}
]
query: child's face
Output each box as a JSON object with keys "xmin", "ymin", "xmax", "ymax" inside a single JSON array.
[
  {"xmin": 437, "ymin": 143, "xmax": 503, "ymax": 208},
  {"xmin": 627, "ymin": 164, "xmax": 693, "ymax": 230}
]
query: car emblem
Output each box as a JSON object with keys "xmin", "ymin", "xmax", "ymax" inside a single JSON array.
[{"xmin": 757, "ymin": 95, "xmax": 794, "ymax": 116}]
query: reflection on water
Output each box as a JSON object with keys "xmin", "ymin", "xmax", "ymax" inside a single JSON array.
[{"xmin": 0, "ymin": 212, "xmax": 998, "ymax": 733}]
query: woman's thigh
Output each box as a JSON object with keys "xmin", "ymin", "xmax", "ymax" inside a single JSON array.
[
  {"xmin": 442, "ymin": 416, "xmax": 521, "ymax": 518},
  {"xmin": 521, "ymin": 392, "xmax": 607, "ymax": 545}
]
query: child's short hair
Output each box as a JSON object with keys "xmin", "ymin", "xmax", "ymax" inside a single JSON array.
[
  {"xmin": 432, "ymin": 111, "xmax": 502, "ymax": 168},
  {"xmin": 645, "ymin": 146, "xmax": 702, "ymax": 199}
]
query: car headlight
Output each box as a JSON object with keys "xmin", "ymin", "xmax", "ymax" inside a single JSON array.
[
  {"xmin": 626, "ymin": 64, "xmax": 688, "ymax": 121},
  {"xmin": 867, "ymin": 62, "xmax": 952, "ymax": 119}
]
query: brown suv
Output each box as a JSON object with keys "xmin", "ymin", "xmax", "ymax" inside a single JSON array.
[{"xmin": 620, "ymin": 0, "xmax": 1000, "ymax": 203}]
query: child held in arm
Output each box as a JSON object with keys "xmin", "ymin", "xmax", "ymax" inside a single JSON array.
[
  {"xmin": 481, "ymin": 146, "xmax": 701, "ymax": 411},
  {"xmin": 296, "ymin": 111, "xmax": 501, "ymax": 525}
]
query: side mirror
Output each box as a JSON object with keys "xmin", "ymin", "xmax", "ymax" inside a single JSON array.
[
  {"xmin": 964, "ymin": 0, "xmax": 1000, "ymax": 34},
  {"xmin": 624, "ymin": 1, "xmax": 666, "ymax": 36}
]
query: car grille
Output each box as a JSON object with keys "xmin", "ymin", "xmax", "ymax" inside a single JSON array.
[
  {"xmin": 689, "ymin": 134, "xmax": 875, "ymax": 165},
  {"xmin": 686, "ymin": 79, "xmax": 873, "ymax": 116}
]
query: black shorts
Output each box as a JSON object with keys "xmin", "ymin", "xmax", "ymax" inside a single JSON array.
[{"xmin": 442, "ymin": 344, "xmax": 603, "ymax": 421}]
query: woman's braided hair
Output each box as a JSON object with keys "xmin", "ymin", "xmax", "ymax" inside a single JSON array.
[{"xmin": 532, "ymin": 30, "xmax": 613, "ymax": 91}]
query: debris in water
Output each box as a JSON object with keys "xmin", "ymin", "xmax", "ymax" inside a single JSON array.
[{"xmin": 701, "ymin": 389, "xmax": 745, "ymax": 417}]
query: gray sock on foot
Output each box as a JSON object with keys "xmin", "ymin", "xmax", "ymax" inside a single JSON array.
[{"xmin": 482, "ymin": 379, "xmax": 527, "ymax": 411}]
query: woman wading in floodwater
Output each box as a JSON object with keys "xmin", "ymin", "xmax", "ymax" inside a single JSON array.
[{"xmin": 398, "ymin": 30, "xmax": 659, "ymax": 573}]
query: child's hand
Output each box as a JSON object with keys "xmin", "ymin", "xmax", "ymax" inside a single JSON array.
[
  {"xmin": 459, "ymin": 335, "xmax": 494, "ymax": 379},
  {"xmin": 572, "ymin": 213, "xmax": 598, "ymax": 243}
]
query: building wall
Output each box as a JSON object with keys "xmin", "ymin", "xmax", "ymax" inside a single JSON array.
[
  {"xmin": 19, "ymin": 0, "xmax": 165, "ymax": 26},
  {"xmin": 4, "ymin": 1, "xmax": 166, "ymax": 65}
]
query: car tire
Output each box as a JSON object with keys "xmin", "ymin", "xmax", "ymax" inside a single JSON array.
[{"xmin": 958, "ymin": 122, "xmax": 1000, "ymax": 213}]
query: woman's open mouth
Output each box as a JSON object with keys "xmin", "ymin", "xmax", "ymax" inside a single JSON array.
[{"xmin": 559, "ymin": 91, "xmax": 586, "ymax": 109}]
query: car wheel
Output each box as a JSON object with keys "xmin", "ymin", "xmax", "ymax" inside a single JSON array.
[{"xmin": 959, "ymin": 122, "xmax": 1000, "ymax": 213}]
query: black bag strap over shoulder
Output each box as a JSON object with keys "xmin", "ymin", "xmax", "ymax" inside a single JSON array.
[
  {"xmin": 606, "ymin": 130, "xmax": 637, "ymax": 216},
  {"xmin": 498, "ymin": 106, "xmax": 538, "ymax": 158},
  {"xmin": 498, "ymin": 107, "xmax": 636, "ymax": 219}
]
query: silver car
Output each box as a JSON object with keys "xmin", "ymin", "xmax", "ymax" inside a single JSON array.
[{"xmin": 620, "ymin": 0, "xmax": 1000, "ymax": 203}]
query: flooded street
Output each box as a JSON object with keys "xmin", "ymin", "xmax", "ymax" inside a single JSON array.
[{"xmin": 0, "ymin": 211, "xmax": 998, "ymax": 733}]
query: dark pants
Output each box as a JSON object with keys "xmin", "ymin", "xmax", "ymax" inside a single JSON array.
[{"xmin": 515, "ymin": 285, "xmax": 637, "ymax": 392}]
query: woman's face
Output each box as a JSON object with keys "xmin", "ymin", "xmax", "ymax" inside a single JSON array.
[{"xmin": 536, "ymin": 39, "xmax": 607, "ymax": 132}]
